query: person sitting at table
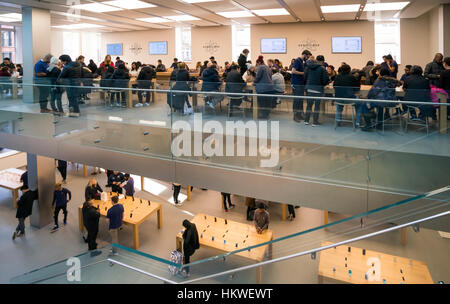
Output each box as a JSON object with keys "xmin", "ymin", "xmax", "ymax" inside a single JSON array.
[
  {"xmin": 272, "ymin": 67, "xmax": 286, "ymax": 104},
  {"xmin": 202, "ymin": 62, "xmax": 223, "ymax": 109},
  {"xmin": 88, "ymin": 59, "xmax": 98, "ymax": 76},
  {"xmin": 366, "ymin": 68, "xmax": 400, "ymax": 130},
  {"xmin": 85, "ymin": 178, "xmax": 103, "ymax": 201},
  {"xmin": 100, "ymin": 65, "xmax": 115, "ymax": 106},
  {"xmin": 182, "ymin": 219, "xmax": 199, "ymax": 277},
  {"xmin": 136, "ymin": 64, "xmax": 155, "ymax": 107},
  {"xmin": 156, "ymin": 59, "xmax": 166, "ymax": 72},
  {"xmin": 326, "ymin": 65, "xmax": 337, "ymax": 83},
  {"xmin": 403, "ymin": 65, "xmax": 432, "ymax": 121},
  {"xmin": 111, "ymin": 63, "xmax": 130, "ymax": 107},
  {"xmin": 225, "ymin": 65, "xmax": 246, "ymax": 114},
  {"xmin": 99, "ymin": 55, "xmax": 115, "ymax": 75},
  {"xmin": 369, "ymin": 64, "xmax": 382, "ymax": 85},
  {"xmin": 334, "ymin": 64, "xmax": 362, "ymax": 127},
  {"xmin": 170, "ymin": 58, "xmax": 179, "ymax": 69},
  {"xmin": 243, "ymin": 65, "xmax": 256, "ymax": 83},
  {"xmin": 169, "ymin": 62, "xmax": 192, "ymax": 114},
  {"xmin": 109, "ymin": 171, "xmax": 124, "ymax": 194},
  {"xmin": 0, "ymin": 66, "xmax": 12, "ymax": 96},
  {"xmin": 254, "ymin": 201, "xmax": 270, "ymax": 234}
]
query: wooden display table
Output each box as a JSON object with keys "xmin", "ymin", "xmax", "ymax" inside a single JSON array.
[
  {"xmin": 176, "ymin": 213, "xmax": 273, "ymax": 283},
  {"xmin": 318, "ymin": 241, "xmax": 433, "ymax": 284},
  {"xmin": 0, "ymin": 168, "xmax": 24, "ymax": 208},
  {"xmin": 78, "ymin": 192, "xmax": 162, "ymax": 249}
]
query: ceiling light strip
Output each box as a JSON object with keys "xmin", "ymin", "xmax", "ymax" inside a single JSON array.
[{"xmin": 355, "ymin": 0, "xmax": 367, "ymax": 21}]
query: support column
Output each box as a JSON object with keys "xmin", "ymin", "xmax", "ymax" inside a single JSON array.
[
  {"xmin": 21, "ymin": 7, "xmax": 51, "ymax": 103},
  {"xmin": 28, "ymin": 153, "xmax": 55, "ymax": 228}
]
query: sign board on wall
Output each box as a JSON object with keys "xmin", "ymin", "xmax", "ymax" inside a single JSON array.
[
  {"xmin": 107, "ymin": 43, "xmax": 123, "ymax": 56},
  {"xmin": 149, "ymin": 41, "xmax": 168, "ymax": 55},
  {"xmin": 261, "ymin": 38, "xmax": 287, "ymax": 54},
  {"xmin": 331, "ymin": 37, "xmax": 362, "ymax": 53},
  {"xmin": 202, "ymin": 40, "xmax": 220, "ymax": 55}
]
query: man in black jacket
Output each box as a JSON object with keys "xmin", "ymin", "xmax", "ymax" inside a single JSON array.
[
  {"xmin": 182, "ymin": 219, "xmax": 199, "ymax": 277},
  {"xmin": 225, "ymin": 65, "xmax": 246, "ymax": 113},
  {"xmin": 334, "ymin": 64, "xmax": 361, "ymax": 127},
  {"xmin": 82, "ymin": 200, "xmax": 100, "ymax": 251},
  {"xmin": 136, "ymin": 64, "xmax": 156, "ymax": 106},
  {"xmin": 58, "ymin": 55, "xmax": 82, "ymax": 117},
  {"xmin": 202, "ymin": 63, "xmax": 223, "ymax": 108},
  {"xmin": 424, "ymin": 53, "xmax": 444, "ymax": 87},
  {"xmin": 13, "ymin": 186, "xmax": 38, "ymax": 240},
  {"xmin": 238, "ymin": 49, "xmax": 249, "ymax": 76},
  {"xmin": 404, "ymin": 65, "xmax": 432, "ymax": 120},
  {"xmin": 304, "ymin": 55, "xmax": 329, "ymax": 126}
]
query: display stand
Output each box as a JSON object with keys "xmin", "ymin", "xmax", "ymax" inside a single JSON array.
[{"xmin": 0, "ymin": 168, "xmax": 25, "ymax": 208}]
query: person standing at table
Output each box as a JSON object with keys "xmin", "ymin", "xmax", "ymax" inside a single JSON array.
[
  {"xmin": 173, "ymin": 183, "xmax": 182, "ymax": 205},
  {"xmin": 170, "ymin": 58, "xmax": 179, "ymax": 69},
  {"xmin": 12, "ymin": 186, "xmax": 38, "ymax": 240},
  {"xmin": 108, "ymin": 171, "xmax": 124, "ymax": 194},
  {"xmin": 182, "ymin": 219, "xmax": 199, "ymax": 277},
  {"xmin": 82, "ymin": 200, "xmax": 100, "ymax": 251},
  {"xmin": 425, "ymin": 53, "xmax": 444, "ymax": 87},
  {"xmin": 107, "ymin": 196, "xmax": 124, "ymax": 254},
  {"xmin": 238, "ymin": 49, "xmax": 250, "ymax": 76},
  {"xmin": 121, "ymin": 173, "xmax": 135, "ymax": 197},
  {"xmin": 34, "ymin": 53, "xmax": 53, "ymax": 113},
  {"xmin": 56, "ymin": 159, "xmax": 67, "ymax": 183},
  {"xmin": 221, "ymin": 192, "xmax": 235, "ymax": 212},
  {"xmin": 304, "ymin": 55, "xmax": 329, "ymax": 126},
  {"xmin": 254, "ymin": 201, "xmax": 270, "ymax": 234},
  {"xmin": 51, "ymin": 183, "xmax": 71, "ymax": 232},
  {"xmin": 245, "ymin": 197, "xmax": 256, "ymax": 221},
  {"xmin": 291, "ymin": 50, "xmax": 311, "ymax": 122},
  {"xmin": 85, "ymin": 178, "xmax": 103, "ymax": 201},
  {"xmin": 254, "ymin": 55, "xmax": 275, "ymax": 119}
]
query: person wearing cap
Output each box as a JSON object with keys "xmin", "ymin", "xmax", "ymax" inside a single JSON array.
[
  {"xmin": 253, "ymin": 201, "xmax": 270, "ymax": 234},
  {"xmin": 51, "ymin": 183, "xmax": 72, "ymax": 232},
  {"xmin": 34, "ymin": 53, "xmax": 53, "ymax": 113}
]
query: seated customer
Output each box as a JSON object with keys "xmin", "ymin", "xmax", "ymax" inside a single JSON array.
[
  {"xmin": 404, "ymin": 65, "xmax": 432, "ymax": 120},
  {"xmin": 272, "ymin": 67, "xmax": 286, "ymax": 104},
  {"xmin": 225, "ymin": 65, "xmax": 246, "ymax": 113},
  {"xmin": 108, "ymin": 171, "xmax": 124, "ymax": 194},
  {"xmin": 253, "ymin": 201, "xmax": 270, "ymax": 234},
  {"xmin": 85, "ymin": 178, "xmax": 103, "ymax": 201},
  {"xmin": 201, "ymin": 63, "xmax": 223, "ymax": 108},
  {"xmin": 156, "ymin": 59, "xmax": 166, "ymax": 72},
  {"xmin": 136, "ymin": 64, "xmax": 156, "ymax": 107},
  {"xmin": 333, "ymin": 64, "xmax": 362, "ymax": 127},
  {"xmin": 111, "ymin": 63, "xmax": 130, "ymax": 107}
]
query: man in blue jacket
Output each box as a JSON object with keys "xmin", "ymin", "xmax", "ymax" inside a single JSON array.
[
  {"xmin": 51, "ymin": 183, "xmax": 72, "ymax": 232},
  {"xmin": 304, "ymin": 55, "xmax": 329, "ymax": 126}
]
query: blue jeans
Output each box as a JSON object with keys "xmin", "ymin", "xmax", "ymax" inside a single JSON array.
[
  {"xmin": 292, "ymin": 85, "xmax": 305, "ymax": 115},
  {"xmin": 336, "ymin": 103, "xmax": 362, "ymax": 125}
]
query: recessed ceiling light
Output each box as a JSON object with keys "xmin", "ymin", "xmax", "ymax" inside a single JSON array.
[
  {"xmin": 321, "ymin": 4, "xmax": 361, "ymax": 13},
  {"xmin": 0, "ymin": 13, "xmax": 22, "ymax": 22},
  {"xmin": 167, "ymin": 15, "xmax": 200, "ymax": 21},
  {"xmin": 217, "ymin": 11, "xmax": 253, "ymax": 18},
  {"xmin": 252, "ymin": 8, "xmax": 289, "ymax": 16},
  {"xmin": 102, "ymin": 0, "xmax": 157, "ymax": 9},
  {"xmin": 52, "ymin": 23, "xmax": 105, "ymax": 29},
  {"xmin": 72, "ymin": 3, "xmax": 123, "ymax": 13},
  {"xmin": 137, "ymin": 17, "xmax": 171, "ymax": 23},
  {"xmin": 364, "ymin": 2, "xmax": 409, "ymax": 11}
]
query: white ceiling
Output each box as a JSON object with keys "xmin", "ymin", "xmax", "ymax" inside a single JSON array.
[{"xmin": 0, "ymin": 0, "xmax": 448, "ymax": 32}]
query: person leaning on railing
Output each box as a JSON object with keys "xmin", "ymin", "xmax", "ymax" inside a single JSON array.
[
  {"xmin": 202, "ymin": 62, "xmax": 223, "ymax": 109},
  {"xmin": 136, "ymin": 64, "xmax": 156, "ymax": 107}
]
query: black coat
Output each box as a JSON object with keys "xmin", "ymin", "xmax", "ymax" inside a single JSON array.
[
  {"xmin": 16, "ymin": 190, "xmax": 38, "ymax": 219},
  {"xmin": 82, "ymin": 204, "xmax": 100, "ymax": 233},
  {"xmin": 47, "ymin": 67, "xmax": 64, "ymax": 93},
  {"xmin": 182, "ymin": 220, "xmax": 200, "ymax": 256},
  {"xmin": 137, "ymin": 66, "xmax": 156, "ymax": 88},
  {"xmin": 170, "ymin": 69, "xmax": 191, "ymax": 110},
  {"xmin": 112, "ymin": 68, "xmax": 130, "ymax": 88},
  {"xmin": 58, "ymin": 61, "xmax": 82, "ymax": 98},
  {"xmin": 238, "ymin": 53, "xmax": 247, "ymax": 75},
  {"xmin": 333, "ymin": 73, "xmax": 360, "ymax": 99},
  {"xmin": 201, "ymin": 67, "xmax": 221, "ymax": 92},
  {"xmin": 304, "ymin": 63, "xmax": 329, "ymax": 94},
  {"xmin": 225, "ymin": 69, "xmax": 245, "ymax": 95}
]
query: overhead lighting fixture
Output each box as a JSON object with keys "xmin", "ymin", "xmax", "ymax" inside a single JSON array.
[
  {"xmin": 167, "ymin": 15, "xmax": 200, "ymax": 21},
  {"xmin": 71, "ymin": 3, "xmax": 123, "ymax": 13},
  {"xmin": 321, "ymin": 4, "xmax": 360, "ymax": 13},
  {"xmin": 181, "ymin": 0, "xmax": 220, "ymax": 3},
  {"xmin": 217, "ymin": 11, "xmax": 253, "ymax": 18},
  {"xmin": 102, "ymin": 0, "xmax": 157, "ymax": 9},
  {"xmin": 252, "ymin": 8, "xmax": 289, "ymax": 16},
  {"xmin": 52, "ymin": 23, "xmax": 104, "ymax": 29},
  {"xmin": 137, "ymin": 17, "xmax": 171, "ymax": 23},
  {"xmin": 139, "ymin": 120, "xmax": 166, "ymax": 126},
  {"xmin": 0, "ymin": 13, "xmax": 22, "ymax": 22},
  {"xmin": 364, "ymin": 2, "xmax": 409, "ymax": 11}
]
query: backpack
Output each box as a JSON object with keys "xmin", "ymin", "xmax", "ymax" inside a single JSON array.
[{"xmin": 168, "ymin": 250, "xmax": 183, "ymax": 276}]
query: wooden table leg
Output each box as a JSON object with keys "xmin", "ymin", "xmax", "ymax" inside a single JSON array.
[
  {"xmin": 281, "ymin": 204, "xmax": 287, "ymax": 221},
  {"xmin": 78, "ymin": 207, "xmax": 84, "ymax": 232},
  {"xmin": 13, "ymin": 189, "xmax": 18, "ymax": 208},
  {"xmin": 187, "ymin": 186, "xmax": 191, "ymax": 201},
  {"xmin": 401, "ymin": 228, "xmax": 407, "ymax": 246},
  {"xmin": 127, "ymin": 83, "xmax": 133, "ymax": 109},
  {"xmin": 324, "ymin": 210, "xmax": 329, "ymax": 225},
  {"xmin": 256, "ymin": 266, "xmax": 262, "ymax": 284},
  {"xmin": 141, "ymin": 176, "xmax": 144, "ymax": 190},
  {"xmin": 133, "ymin": 224, "xmax": 140, "ymax": 249},
  {"xmin": 438, "ymin": 93, "xmax": 447, "ymax": 134},
  {"xmin": 252, "ymin": 87, "xmax": 258, "ymax": 120},
  {"xmin": 157, "ymin": 207, "xmax": 162, "ymax": 229}
]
